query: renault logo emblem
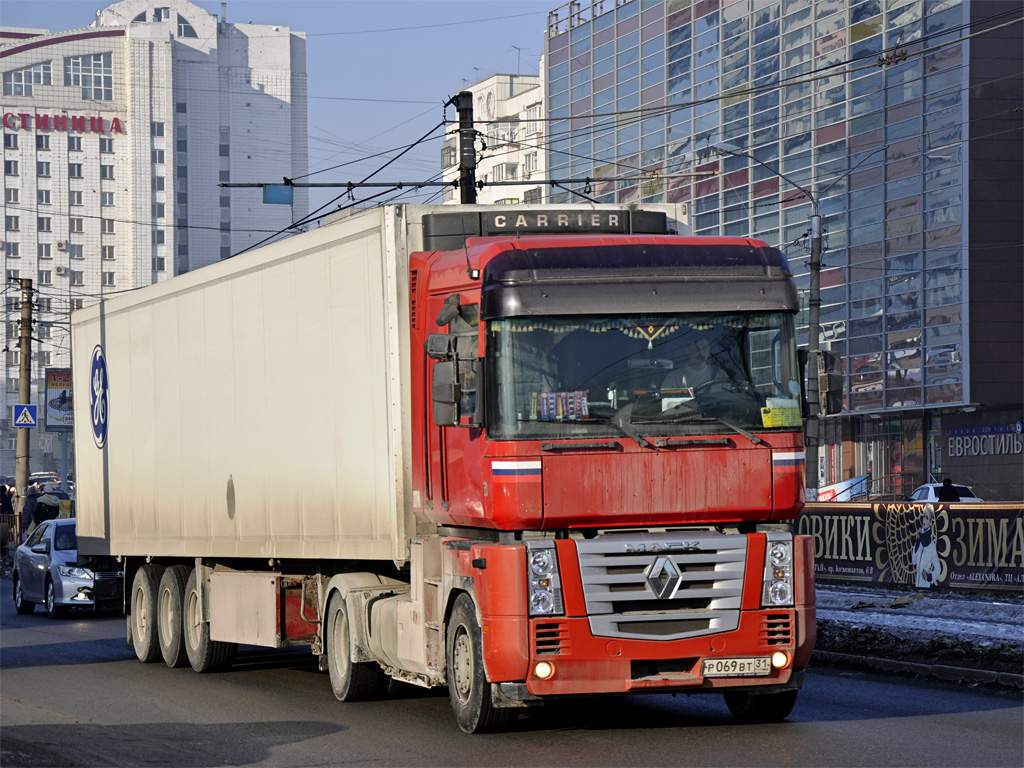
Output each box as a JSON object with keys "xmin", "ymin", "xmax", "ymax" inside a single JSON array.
[{"xmin": 645, "ymin": 556, "xmax": 682, "ymax": 599}]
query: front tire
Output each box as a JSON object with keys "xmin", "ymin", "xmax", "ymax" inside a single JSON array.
[
  {"xmin": 158, "ymin": 565, "xmax": 191, "ymax": 668},
  {"xmin": 13, "ymin": 575, "xmax": 35, "ymax": 614},
  {"xmin": 326, "ymin": 592, "xmax": 389, "ymax": 701},
  {"xmin": 723, "ymin": 689, "xmax": 799, "ymax": 723},
  {"xmin": 130, "ymin": 564, "xmax": 165, "ymax": 662},
  {"xmin": 182, "ymin": 568, "xmax": 236, "ymax": 673},
  {"xmin": 446, "ymin": 593, "xmax": 513, "ymax": 734},
  {"xmin": 45, "ymin": 578, "xmax": 66, "ymax": 618}
]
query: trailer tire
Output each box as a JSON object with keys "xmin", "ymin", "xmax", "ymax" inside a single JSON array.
[
  {"xmin": 446, "ymin": 593, "xmax": 513, "ymax": 734},
  {"xmin": 326, "ymin": 592, "xmax": 389, "ymax": 701},
  {"xmin": 158, "ymin": 565, "xmax": 191, "ymax": 668},
  {"xmin": 183, "ymin": 569, "xmax": 237, "ymax": 673},
  {"xmin": 723, "ymin": 689, "xmax": 799, "ymax": 723},
  {"xmin": 130, "ymin": 564, "xmax": 165, "ymax": 663},
  {"xmin": 13, "ymin": 574, "xmax": 35, "ymax": 614}
]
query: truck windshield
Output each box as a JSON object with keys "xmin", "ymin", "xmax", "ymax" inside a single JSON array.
[{"xmin": 487, "ymin": 312, "xmax": 802, "ymax": 441}]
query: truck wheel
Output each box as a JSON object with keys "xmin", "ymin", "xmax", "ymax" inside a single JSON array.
[
  {"xmin": 723, "ymin": 689, "xmax": 799, "ymax": 723},
  {"xmin": 446, "ymin": 593, "xmax": 513, "ymax": 734},
  {"xmin": 130, "ymin": 564, "xmax": 165, "ymax": 662},
  {"xmin": 45, "ymin": 578, "xmax": 66, "ymax": 619},
  {"xmin": 158, "ymin": 565, "xmax": 191, "ymax": 668},
  {"xmin": 13, "ymin": 575, "xmax": 35, "ymax": 614},
  {"xmin": 326, "ymin": 592, "xmax": 389, "ymax": 701},
  {"xmin": 182, "ymin": 568, "xmax": 236, "ymax": 673}
]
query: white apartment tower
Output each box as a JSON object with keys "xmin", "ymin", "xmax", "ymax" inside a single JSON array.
[{"xmin": 1, "ymin": 0, "xmax": 308, "ymax": 475}]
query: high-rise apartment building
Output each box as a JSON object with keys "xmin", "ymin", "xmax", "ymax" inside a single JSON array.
[
  {"xmin": 542, "ymin": 0, "xmax": 1021, "ymax": 499},
  {"xmin": 1, "ymin": 0, "xmax": 308, "ymax": 474},
  {"xmin": 442, "ymin": 73, "xmax": 547, "ymax": 205}
]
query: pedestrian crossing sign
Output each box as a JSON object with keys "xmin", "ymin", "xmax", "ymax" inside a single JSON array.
[{"xmin": 13, "ymin": 404, "xmax": 37, "ymax": 427}]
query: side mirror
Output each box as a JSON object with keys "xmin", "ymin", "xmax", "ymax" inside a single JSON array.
[
  {"xmin": 32, "ymin": 544, "xmax": 48, "ymax": 554},
  {"xmin": 797, "ymin": 349, "xmax": 810, "ymax": 418},
  {"xmin": 425, "ymin": 333, "xmax": 456, "ymax": 360},
  {"xmin": 432, "ymin": 360, "xmax": 460, "ymax": 426},
  {"xmin": 435, "ymin": 294, "xmax": 462, "ymax": 327}
]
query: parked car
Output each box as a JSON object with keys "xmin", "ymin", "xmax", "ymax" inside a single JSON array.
[
  {"xmin": 907, "ymin": 484, "xmax": 984, "ymax": 503},
  {"xmin": 11, "ymin": 518, "xmax": 123, "ymax": 617}
]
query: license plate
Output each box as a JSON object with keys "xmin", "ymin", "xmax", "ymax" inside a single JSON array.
[{"xmin": 702, "ymin": 657, "xmax": 771, "ymax": 677}]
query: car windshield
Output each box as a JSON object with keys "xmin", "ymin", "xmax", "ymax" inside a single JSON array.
[
  {"xmin": 954, "ymin": 486, "xmax": 976, "ymax": 498},
  {"xmin": 53, "ymin": 524, "xmax": 77, "ymax": 551},
  {"xmin": 487, "ymin": 312, "xmax": 802, "ymax": 440}
]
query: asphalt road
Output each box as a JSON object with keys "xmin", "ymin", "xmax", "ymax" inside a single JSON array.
[{"xmin": 2, "ymin": 592, "xmax": 1022, "ymax": 768}]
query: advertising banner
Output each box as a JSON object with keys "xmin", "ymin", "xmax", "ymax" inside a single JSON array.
[
  {"xmin": 799, "ymin": 502, "xmax": 1024, "ymax": 593},
  {"xmin": 44, "ymin": 367, "xmax": 73, "ymax": 432}
]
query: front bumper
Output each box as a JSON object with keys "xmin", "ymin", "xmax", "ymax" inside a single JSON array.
[{"xmin": 54, "ymin": 573, "xmax": 123, "ymax": 610}]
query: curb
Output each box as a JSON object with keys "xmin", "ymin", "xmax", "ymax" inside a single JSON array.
[{"xmin": 812, "ymin": 649, "xmax": 1024, "ymax": 689}]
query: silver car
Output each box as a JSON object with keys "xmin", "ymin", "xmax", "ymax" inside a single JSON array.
[
  {"xmin": 907, "ymin": 483, "xmax": 984, "ymax": 503},
  {"xmin": 12, "ymin": 518, "xmax": 122, "ymax": 617}
]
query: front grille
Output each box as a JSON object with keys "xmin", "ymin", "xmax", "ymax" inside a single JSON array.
[
  {"xmin": 577, "ymin": 532, "xmax": 746, "ymax": 641},
  {"xmin": 534, "ymin": 622, "xmax": 568, "ymax": 655},
  {"xmin": 762, "ymin": 613, "xmax": 793, "ymax": 646}
]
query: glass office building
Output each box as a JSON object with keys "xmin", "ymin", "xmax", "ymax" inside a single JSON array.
[{"xmin": 543, "ymin": 0, "xmax": 1022, "ymax": 499}]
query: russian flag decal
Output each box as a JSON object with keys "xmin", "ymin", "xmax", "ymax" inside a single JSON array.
[
  {"xmin": 772, "ymin": 451, "xmax": 806, "ymax": 467},
  {"xmin": 492, "ymin": 460, "xmax": 542, "ymax": 481}
]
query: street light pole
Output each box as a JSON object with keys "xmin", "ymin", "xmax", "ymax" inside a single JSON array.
[{"xmin": 710, "ymin": 143, "xmax": 822, "ymax": 498}]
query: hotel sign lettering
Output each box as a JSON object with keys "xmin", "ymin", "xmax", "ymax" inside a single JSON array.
[{"xmin": 2, "ymin": 112, "xmax": 125, "ymax": 134}]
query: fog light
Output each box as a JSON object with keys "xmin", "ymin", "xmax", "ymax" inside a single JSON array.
[
  {"xmin": 534, "ymin": 661, "xmax": 555, "ymax": 680},
  {"xmin": 771, "ymin": 651, "xmax": 790, "ymax": 669}
]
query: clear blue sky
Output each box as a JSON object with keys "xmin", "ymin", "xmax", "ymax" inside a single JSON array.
[{"xmin": 3, "ymin": 0, "xmax": 553, "ymax": 209}]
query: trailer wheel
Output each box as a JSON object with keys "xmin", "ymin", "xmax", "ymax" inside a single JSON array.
[
  {"xmin": 130, "ymin": 564, "xmax": 165, "ymax": 662},
  {"xmin": 183, "ymin": 568, "xmax": 237, "ymax": 673},
  {"xmin": 13, "ymin": 575, "xmax": 35, "ymax": 614},
  {"xmin": 723, "ymin": 689, "xmax": 799, "ymax": 723},
  {"xmin": 158, "ymin": 565, "xmax": 191, "ymax": 668},
  {"xmin": 446, "ymin": 593, "xmax": 513, "ymax": 734},
  {"xmin": 326, "ymin": 592, "xmax": 388, "ymax": 701}
]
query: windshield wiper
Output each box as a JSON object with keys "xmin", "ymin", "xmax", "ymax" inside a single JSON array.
[
  {"xmin": 590, "ymin": 404, "xmax": 656, "ymax": 449},
  {"xmin": 632, "ymin": 409, "xmax": 762, "ymax": 445}
]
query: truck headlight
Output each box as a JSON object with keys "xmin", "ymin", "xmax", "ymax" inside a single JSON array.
[
  {"xmin": 526, "ymin": 541, "xmax": 563, "ymax": 617},
  {"xmin": 762, "ymin": 535, "xmax": 794, "ymax": 607}
]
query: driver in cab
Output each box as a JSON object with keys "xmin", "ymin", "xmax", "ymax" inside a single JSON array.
[{"xmin": 662, "ymin": 336, "xmax": 722, "ymax": 392}]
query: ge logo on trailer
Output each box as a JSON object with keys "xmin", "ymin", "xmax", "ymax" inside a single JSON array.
[{"xmin": 90, "ymin": 345, "xmax": 109, "ymax": 448}]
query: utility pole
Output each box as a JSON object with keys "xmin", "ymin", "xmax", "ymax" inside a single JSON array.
[
  {"xmin": 455, "ymin": 91, "xmax": 477, "ymax": 204},
  {"xmin": 806, "ymin": 213, "xmax": 822, "ymax": 499},
  {"xmin": 14, "ymin": 278, "xmax": 32, "ymax": 513}
]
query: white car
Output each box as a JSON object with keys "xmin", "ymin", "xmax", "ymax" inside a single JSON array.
[{"xmin": 907, "ymin": 484, "xmax": 984, "ymax": 503}]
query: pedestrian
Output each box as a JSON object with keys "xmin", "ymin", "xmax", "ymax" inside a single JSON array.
[
  {"xmin": 20, "ymin": 484, "xmax": 40, "ymax": 543},
  {"xmin": 0, "ymin": 484, "xmax": 13, "ymax": 517},
  {"xmin": 34, "ymin": 485, "xmax": 61, "ymax": 526},
  {"xmin": 935, "ymin": 477, "xmax": 960, "ymax": 502}
]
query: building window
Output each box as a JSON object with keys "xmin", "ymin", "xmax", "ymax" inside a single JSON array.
[
  {"xmin": 153, "ymin": 229, "xmax": 165, "ymax": 244},
  {"xmin": 153, "ymin": 7, "xmax": 171, "ymax": 21},
  {"xmin": 153, "ymin": 176, "xmax": 165, "ymax": 191},
  {"xmin": 100, "ymin": 137, "xmax": 114, "ymax": 153},
  {"xmin": 101, "ymin": 192, "xmax": 114, "ymax": 206},
  {"xmin": 38, "ymin": 244, "xmax": 51, "ymax": 259},
  {"xmin": 70, "ymin": 271, "xmax": 84, "ymax": 286},
  {"xmin": 2, "ymin": 61, "xmax": 51, "ymax": 96},
  {"xmin": 72, "ymin": 299, "xmax": 83, "ymax": 310},
  {"xmin": 70, "ymin": 218, "xmax": 83, "ymax": 233},
  {"xmin": 100, "ymin": 164, "xmax": 114, "ymax": 179},
  {"xmin": 37, "ymin": 189, "xmax": 49, "ymax": 205},
  {"xmin": 176, "ymin": 102, "xmax": 187, "ymax": 113},
  {"xmin": 37, "ymin": 217, "xmax": 51, "ymax": 232},
  {"xmin": 102, "ymin": 272, "xmax": 115, "ymax": 287},
  {"xmin": 68, "ymin": 244, "xmax": 83, "ymax": 259},
  {"xmin": 5, "ymin": 216, "xmax": 19, "ymax": 231},
  {"xmin": 3, "ymin": 134, "xmax": 17, "ymax": 149},
  {"xmin": 68, "ymin": 136, "xmax": 82, "ymax": 152},
  {"xmin": 36, "ymin": 134, "xmax": 50, "ymax": 150},
  {"xmin": 441, "ymin": 142, "xmax": 456, "ymax": 168},
  {"xmin": 177, "ymin": 14, "xmax": 198, "ymax": 37},
  {"xmin": 4, "ymin": 160, "xmax": 18, "ymax": 176},
  {"xmin": 68, "ymin": 163, "xmax": 83, "ymax": 178},
  {"xmin": 153, "ymin": 203, "xmax": 165, "ymax": 219},
  {"xmin": 5, "ymin": 188, "xmax": 18, "ymax": 204},
  {"xmin": 151, "ymin": 122, "xmax": 165, "ymax": 137},
  {"xmin": 525, "ymin": 152, "xmax": 538, "ymax": 175},
  {"xmin": 152, "ymin": 150, "xmax": 165, "ymax": 164},
  {"xmin": 102, "ymin": 245, "xmax": 115, "ymax": 260},
  {"xmin": 153, "ymin": 257, "xmax": 166, "ymax": 271},
  {"xmin": 38, "ymin": 352, "xmax": 51, "ymax": 366},
  {"xmin": 69, "ymin": 191, "xmax": 82, "ymax": 206},
  {"xmin": 36, "ymin": 161, "xmax": 51, "ymax": 177},
  {"xmin": 38, "ymin": 270, "xmax": 52, "ymax": 285},
  {"xmin": 64, "ymin": 52, "xmax": 113, "ymax": 100},
  {"xmin": 101, "ymin": 218, "xmax": 115, "ymax": 234},
  {"xmin": 3, "ymin": 242, "xmax": 19, "ymax": 258}
]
